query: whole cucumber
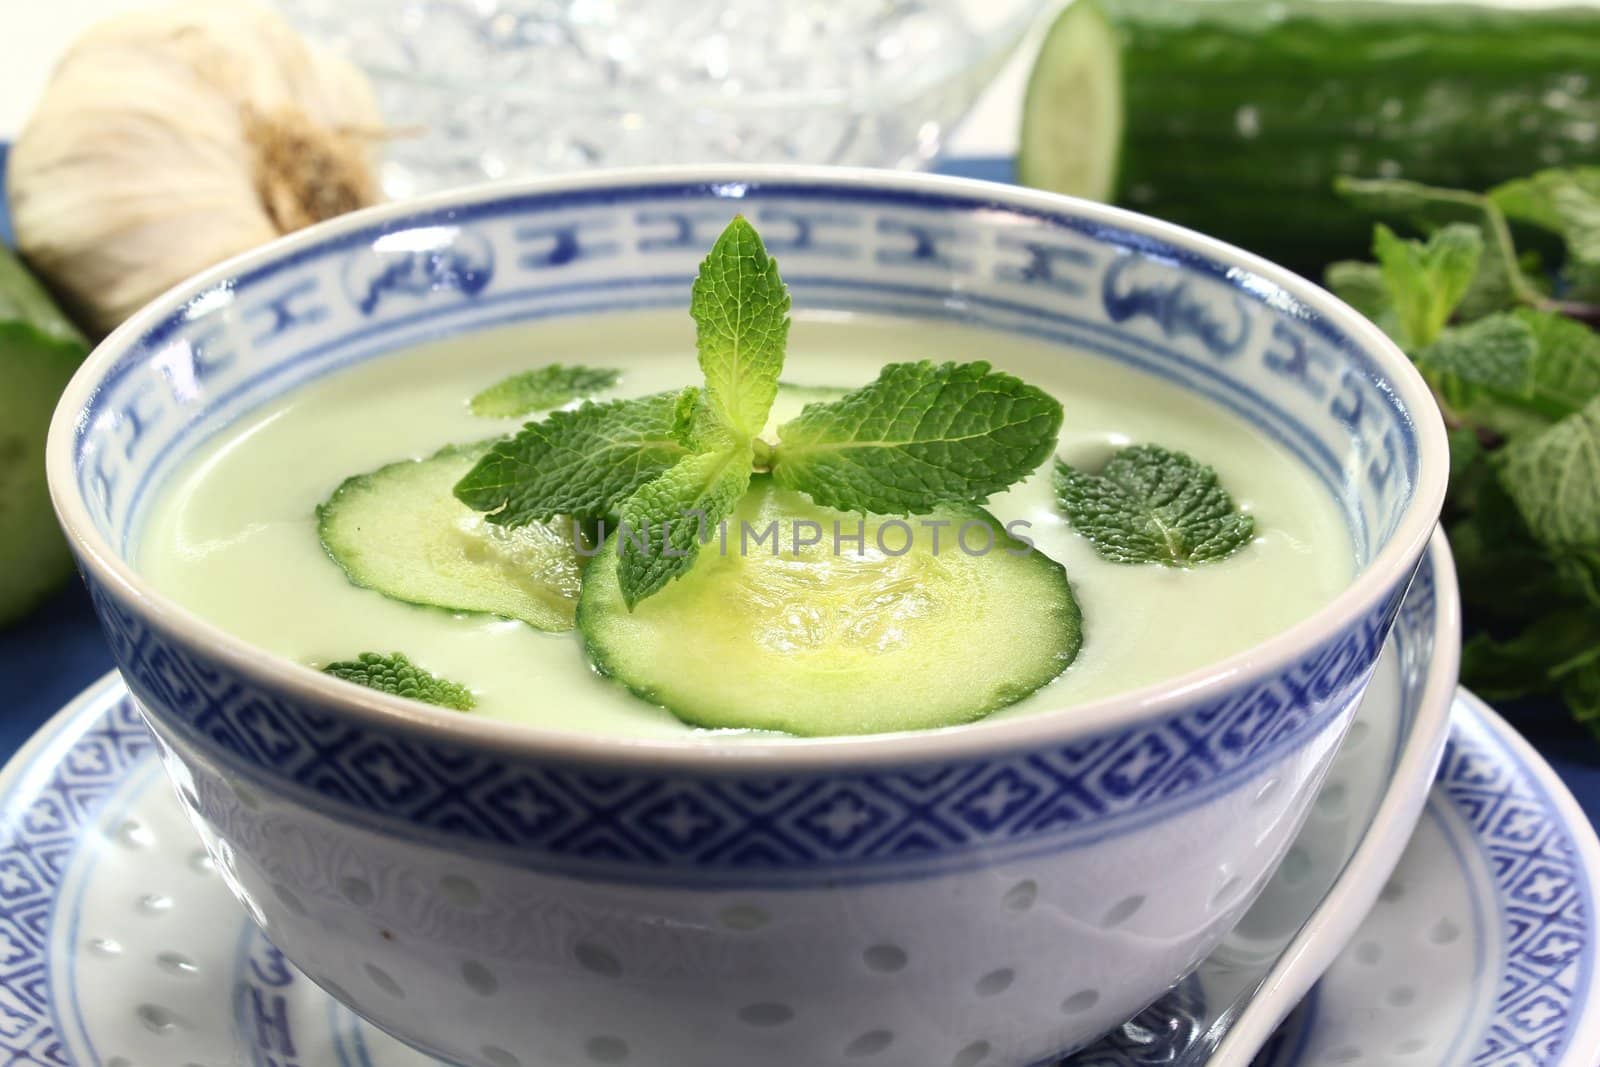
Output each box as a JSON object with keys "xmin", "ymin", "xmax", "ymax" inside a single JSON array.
[{"xmin": 1019, "ymin": 0, "xmax": 1600, "ymax": 268}]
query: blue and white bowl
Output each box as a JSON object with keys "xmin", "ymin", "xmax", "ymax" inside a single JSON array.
[{"xmin": 45, "ymin": 167, "xmax": 1449, "ymax": 1067}]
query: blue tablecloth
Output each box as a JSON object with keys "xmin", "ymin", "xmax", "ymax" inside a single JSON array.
[{"xmin": 2, "ymin": 152, "xmax": 1596, "ymax": 833}]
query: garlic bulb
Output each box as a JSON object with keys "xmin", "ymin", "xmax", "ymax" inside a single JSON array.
[{"xmin": 8, "ymin": 1, "xmax": 383, "ymax": 336}]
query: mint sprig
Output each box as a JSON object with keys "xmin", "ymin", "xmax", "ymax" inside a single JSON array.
[
  {"xmin": 454, "ymin": 217, "xmax": 1063, "ymax": 607},
  {"xmin": 1498, "ymin": 397, "xmax": 1600, "ymax": 604},
  {"xmin": 1373, "ymin": 223, "xmax": 1482, "ymax": 349},
  {"xmin": 1053, "ymin": 445, "xmax": 1254, "ymax": 566},
  {"xmin": 469, "ymin": 364, "xmax": 619, "ymax": 418},
  {"xmin": 323, "ymin": 652, "xmax": 475, "ymax": 711},
  {"xmin": 1330, "ymin": 167, "xmax": 1600, "ymax": 740}
]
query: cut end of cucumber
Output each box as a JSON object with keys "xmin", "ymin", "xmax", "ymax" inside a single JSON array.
[
  {"xmin": 318, "ymin": 443, "xmax": 583, "ymax": 632},
  {"xmin": 1018, "ymin": 0, "xmax": 1124, "ymax": 202},
  {"xmin": 578, "ymin": 479, "xmax": 1081, "ymax": 736}
]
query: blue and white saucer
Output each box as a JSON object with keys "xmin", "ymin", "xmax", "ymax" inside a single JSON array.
[
  {"xmin": 0, "ymin": 676, "xmax": 1592, "ymax": 1067},
  {"xmin": 1258, "ymin": 689, "xmax": 1600, "ymax": 1066}
]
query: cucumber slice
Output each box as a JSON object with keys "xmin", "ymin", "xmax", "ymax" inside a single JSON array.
[
  {"xmin": 578, "ymin": 478, "xmax": 1081, "ymax": 736},
  {"xmin": 318, "ymin": 443, "xmax": 583, "ymax": 631},
  {"xmin": 0, "ymin": 246, "xmax": 87, "ymax": 625},
  {"xmin": 1017, "ymin": 0, "xmax": 1123, "ymax": 204}
]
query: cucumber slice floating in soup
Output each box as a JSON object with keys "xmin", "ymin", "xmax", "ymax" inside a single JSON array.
[
  {"xmin": 578, "ymin": 478, "xmax": 1082, "ymax": 736},
  {"xmin": 315, "ymin": 384, "xmax": 843, "ymax": 633},
  {"xmin": 318, "ymin": 443, "xmax": 583, "ymax": 631}
]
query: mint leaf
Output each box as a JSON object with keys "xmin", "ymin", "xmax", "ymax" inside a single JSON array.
[
  {"xmin": 1373, "ymin": 223, "xmax": 1483, "ymax": 349},
  {"xmin": 1497, "ymin": 395, "xmax": 1600, "ymax": 605},
  {"xmin": 1447, "ymin": 470, "xmax": 1576, "ymax": 621},
  {"xmin": 1566, "ymin": 660, "xmax": 1600, "ymax": 744},
  {"xmin": 770, "ymin": 360, "xmax": 1062, "ymax": 514},
  {"xmin": 1462, "ymin": 611, "xmax": 1600, "ymax": 703},
  {"xmin": 1417, "ymin": 313, "xmax": 1542, "ymax": 434},
  {"xmin": 1515, "ymin": 308, "xmax": 1600, "ymax": 413},
  {"xmin": 1053, "ymin": 445, "xmax": 1254, "ymax": 566},
  {"xmin": 1419, "ymin": 314, "xmax": 1536, "ymax": 397},
  {"xmin": 1325, "ymin": 260, "xmax": 1394, "ymax": 327},
  {"xmin": 614, "ymin": 444, "xmax": 753, "ymax": 608},
  {"xmin": 1461, "ymin": 607, "xmax": 1600, "ymax": 742},
  {"xmin": 1492, "ymin": 168, "xmax": 1600, "ymax": 252},
  {"xmin": 1447, "ymin": 426, "xmax": 1485, "ymax": 485},
  {"xmin": 1492, "ymin": 169, "xmax": 1600, "ymax": 299},
  {"xmin": 455, "ymin": 389, "xmax": 698, "ymax": 525},
  {"xmin": 1337, "ymin": 179, "xmax": 1534, "ymax": 321},
  {"xmin": 469, "ymin": 364, "xmax": 619, "ymax": 418},
  {"xmin": 692, "ymin": 216, "xmax": 790, "ymax": 440},
  {"xmin": 323, "ymin": 652, "xmax": 475, "ymax": 711},
  {"xmin": 1416, "ymin": 309, "xmax": 1600, "ymax": 439}
]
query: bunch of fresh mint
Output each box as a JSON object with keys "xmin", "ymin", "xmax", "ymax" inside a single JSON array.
[
  {"xmin": 454, "ymin": 217, "xmax": 1064, "ymax": 607},
  {"xmin": 1327, "ymin": 170, "xmax": 1600, "ymax": 739}
]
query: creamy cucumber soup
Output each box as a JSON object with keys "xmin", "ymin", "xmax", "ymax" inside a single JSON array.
[{"xmin": 139, "ymin": 222, "xmax": 1351, "ymax": 739}]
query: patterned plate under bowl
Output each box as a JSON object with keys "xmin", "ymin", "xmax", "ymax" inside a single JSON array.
[
  {"xmin": 1257, "ymin": 688, "xmax": 1600, "ymax": 1067},
  {"xmin": 0, "ymin": 673, "xmax": 1591, "ymax": 1067}
]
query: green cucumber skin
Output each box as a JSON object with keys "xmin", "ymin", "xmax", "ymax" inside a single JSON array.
[
  {"xmin": 0, "ymin": 247, "xmax": 87, "ymax": 626},
  {"xmin": 1105, "ymin": 0, "xmax": 1600, "ymax": 268}
]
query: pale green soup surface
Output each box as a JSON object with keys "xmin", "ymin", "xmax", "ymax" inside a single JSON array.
[{"xmin": 138, "ymin": 311, "xmax": 1354, "ymax": 739}]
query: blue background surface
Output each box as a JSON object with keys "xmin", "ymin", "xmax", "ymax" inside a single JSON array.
[{"xmin": 0, "ymin": 150, "xmax": 1595, "ymax": 833}]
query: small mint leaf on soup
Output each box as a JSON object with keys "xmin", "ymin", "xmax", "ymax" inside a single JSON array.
[
  {"xmin": 1496, "ymin": 395, "xmax": 1600, "ymax": 605},
  {"xmin": 1373, "ymin": 222, "xmax": 1483, "ymax": 350},
  {"xmin": 614, "ymin": 444, "xmax": 754, "ymax": 608},
  {"xmin": 454, "ymin": 388, "xmax": 699, "ymax": 525},
  {"xmin": 469, "ymin": 364, "xmax": 620, "ymax": 418},
  {"xmin": 692, "ymin": 216, "xmax": 790, "ymax": 440},
  {"xmin": 1053, "ymin": 445, "xmax": 1254, "ymax": 566},
  {"xmin": 323, "ymin": 652, "xmax": 475, "ymax": 711},
  {"xmin": 770, "ymin": 360, "xmax": 1063, "ymax": 514}
]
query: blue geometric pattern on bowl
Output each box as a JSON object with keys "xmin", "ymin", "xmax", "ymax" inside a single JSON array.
[
  {"xmin": 87, "ymin": 568, "xmax": 1402, "ymax": 883},
  {"xmin": 71, "ymin": 183, "xmax": 1421, "ymax": 563},
  {"xmin": 67, "ymin": 176, "xmax": 1425, "ymax": 883},
  {"xmin": 0, "ymin": 687, "xmax": 1591, "ymax": 1064},
  {"xmin": 0, "ymin": 547, "xmax": 1433, "ymax": 1066}
]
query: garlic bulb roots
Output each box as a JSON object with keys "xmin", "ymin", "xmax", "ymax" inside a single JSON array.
[{"xmin": 8, "ymin": 1, "xmax": 383, "ymax": 336}]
